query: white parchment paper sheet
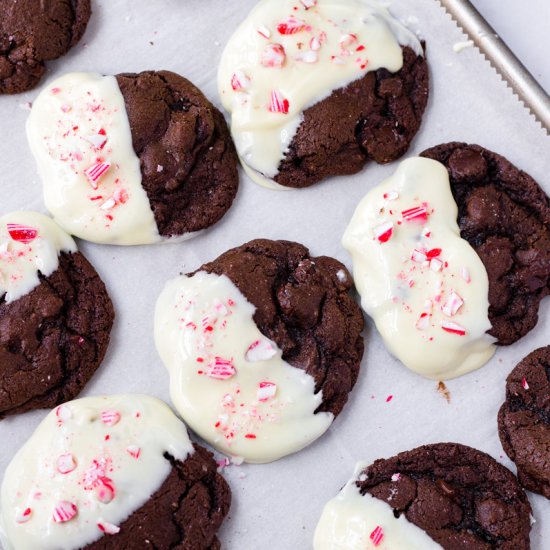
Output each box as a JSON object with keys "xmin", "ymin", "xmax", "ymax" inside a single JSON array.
[{"xmin": 0, "ymin": 1, "xmax": 548, "ymax": 548}]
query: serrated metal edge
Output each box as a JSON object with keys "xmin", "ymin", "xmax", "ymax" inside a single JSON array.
[{"xmin": 435, "ymin": 0, "xmax": 550, "ymax": 135}]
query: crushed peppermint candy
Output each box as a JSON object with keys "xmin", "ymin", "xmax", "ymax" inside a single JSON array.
[
  {"xmin": 231, "ymin": 70, "xmax": 251, "ymax": 91},
  {"xmin": 56, "ymin": 453, "xmax": 77, "ymax": 474},
  {"xmin": 55, "ymin": 404, "xmax": 72, "ymax": 425},
  {"xmin": 370, "ymin": 525, "xmax": 384, "ymax": 546},
  {"xmin": 246, "ymin": 339, "xmax": 277, "ymax": 362},
  {"xmin": 52, "ymin": 501, "xmax": 77, "ymax": 523},
  {"xmin": 95, "ymin": 477, "xmax": 115, "ymax": 504},
  {"xmin": 402, "ymin": 205, "xmax": 428, "ymax": 223},
  {"xmin": 16, "ymin": 508, "xmax": 32, "ymax": 524},
  {"xmin": 521, "ymin": 377, "xmax": 529, "ymax": 390},
  {"xmin": 100, "ymin": 410, "xmax": 121, "ymax": 426},
  {"xmin": 441, "ymin": 291, "xmax": 464, "ymax": 317},
  {"xmin": 391, "ymin": 473, "xmax": 401, "ymax": 482},
  {"xmin": 98, "ymin": 521, "xmax": 121, "ymax": 535},
  {"xmin": 277, "ymin": 16, "xmax": 309, "ymax": 35},
  {"xmin": 441, "ymin": 321, "xmax": 466, "ymax": 336},
  {"xmin": 257, "ymin": 381, "xmax": 277, "ymax": 402},
  {"xmin": 126, "ymin": 445, "xmax": 141, "ymax": 459},
  {"xmin": 257, "ymin": 25, "xmax": 271, "ymax": 39},
  {"xmin": 300, "ymin": 0, "xmax": 317, "ymax": 9},
  {"xmin": 6, "ymin": 224, "xmax": 38, "ymax": 244},
  {"xmin": 374, "ymin": 221, "xmax": 393, "ymax": 243},
  {"xmin": 384, "ymin": 191, "xmax": 399, "ymax": 201},
  {"xmin": 261, "ymin": 43, "xmax": 286, "ymax": 68},
  {"xmin": 84, "ymin": 162, "xmax": 111, "ymax": 188},
  {"xmin": 268, "ymin": 89, "xmax": 290, "ymax": 114},
  {"xmin": 207, "ymin": 356, "xmax": 236, "ymax": 380}
]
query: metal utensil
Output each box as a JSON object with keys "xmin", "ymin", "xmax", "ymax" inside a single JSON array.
[{"xmin": 437, "ymin": 0, "xmax": 550, "ymax": 134}]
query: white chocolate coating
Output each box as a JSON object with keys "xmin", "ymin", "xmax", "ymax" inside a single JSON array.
[
  {"xmin": 314, "ymin": 462, "xmax": 443, "ymax": 549},
  {"xmin": 0, "ymin": 395, "xmax": 193, "ymax": 550},
  {"xmin": 218, "ymin": 0, "xmax": 422, "ymax": 186},
  {"xmin": 342, "ymin": 158, "xmax": 495, "ymax": 380},
  {"xmin": 0, "ymin": 211, "xmax": 76, "ymax": 303},
  {"xmin": 155, "ymin": 271, "xmax": 333, "ymax": 463},
  {"xmin": 27, "ymin": 72, "xmax": 162, "ymax": 245}
]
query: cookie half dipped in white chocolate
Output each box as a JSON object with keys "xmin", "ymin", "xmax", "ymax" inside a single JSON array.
[
  {"xmin": 155, "ymin": 239, "xmax": 364, "ymax": 463},
  {"xmin": 343, "ymin": 158, "xmax": 496, "ymax": 380},
  {"xmin": 0, "ymin": 395, "xmax": 231, "ymax": 550},
  {"xmin": 27, "ymin": 71, "xmax": 239, "ymax": 245},
  {"xmin": 0, "ymin": 212, "xmax": 113, "ymax": 418},
  {"xmin": 218, "ymin": 0, "xmax": 428, "ymax": 189}
]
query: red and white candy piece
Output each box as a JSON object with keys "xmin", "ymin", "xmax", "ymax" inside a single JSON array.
[
  {"xmin": 339, "ymin": 33, "xmax": 358, "ymax": 50},
  {"xmin": 85, "ymin": 131, "xmax": 107, "ymax": 150},
  {"xmin": 207, "ymin": 356, "xmax": 236, "ymax": 380},
  {"xmin": 415, "ymin": 312, "xmax": 430, "ymax": 331},
  {"xmin": 84, "ymin": 162, "xmax": 111, "ymax": 189},
  {"xmin": 95, "ymin": 477, "xmax": 115, "ymax": 504},
  {"xmin": 257, "ymin": 381, "xmax": 277, "ymax": 402},
  {"xmin": 461, "ymin": 266, "xmax": 471, "ymax": 283},
  {"xmin": 430, "ymin": 258, "xmax": 443, "ymax": 272},
  {"xmin": 300, "ymin": 0, "xmax": 317, "ymax": 9},
  {"xmin": 257, "ymin": 25, "xmax": 271, "ymax": 39},
  {"xmin": 370, "ymin": 525, "xmax": 384, "ymax": 546},
  {"xmin": 100, "ymin": 410, "xmax": 121, "ymax": 426},
  {"xmin": 98, "ymin": 521, "xmax": 120, "ymax": 535},
  {"xmin": 441, "ymin": 291, "xmax": 464, "ymax": 317},
  {"xmin": 383, "ymin": 190, "xmax": 399, "ymax": 201},
  {"xmin": 277, "ymin": 16, "xmax": 309, "ymax": 35},
  {"xmin": 6, "ymin": 224, "xmax": 38, "ymax": 244},
  {"xmin": 411, "ymin": 248, "xmax": 427, "ymax": 263},
  {"xmin": 402, "ymin": 205, "xmax": 428, "ymax": 223},
  {"xmin": 16, "ymin": 508, "xmax": 32, "ymax": 524},
  {"xmin": 261, "ymin": 43, "xmax": 286, "ymax": 68},
  {"xmin": 268, "ymin": 89, "xmax": 290, "ymax": 114},
  {"xmin": 231, "ymin": 70, "xmax": 251, "ymax": 92},
  {"xmin": 55, "ymin": 404, "xmax": 72, "ymax": 426},
  {"xmin": 522, "ymin": 377, "xmax": 529, "ymax": 390},
  {"xmin": 441, "ymin": 321, "xmax": 466, "ymax": 336},
  {"xmin": 52, "ymin": 501, "xmax": 77, "ymax": 523},
  {"xmin": 56, "ymin": 453, "xmax": 77, "ymax": 474},
  {"xmin": 374, "ymin": 221, "xmax": 393, "ymax": 243},
  {"xmin": 246, "ymin": 339, "xmax": 277, "ymax": 362},
  {"xmin": 126, "ymin": 445, "xmax": 141, "ymax": 459}
]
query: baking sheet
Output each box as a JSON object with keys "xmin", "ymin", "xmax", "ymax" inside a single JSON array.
[{"xmin": 0, "ymin": 0, "xmax": 549, "ymax": 548}]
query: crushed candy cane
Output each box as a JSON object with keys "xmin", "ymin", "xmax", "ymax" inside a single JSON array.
[
  {"xmin": 52, "ymin": 501, "xmax": 77, "ymax": 523},
  {"xmin": 97, "ymin": 521, "xmax": 121, "ymax": 535},
  {"xmin": 370, "ymin": 525, "xmax": 384, "ymax": 546},
  {"xmin": 6, "ymin": 224, "xmax": 38, "ymax": 244},
  {"xmin": 56, "ymin": 453, "xmax": 77, "ymax": 474}
]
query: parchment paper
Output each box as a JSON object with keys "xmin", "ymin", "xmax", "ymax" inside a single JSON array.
[{"xmin": 0, "ymin": 1, "xmax": 548, "ymax": 548}]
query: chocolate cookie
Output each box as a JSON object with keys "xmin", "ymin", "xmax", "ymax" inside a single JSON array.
[
  {"xmin": 197, "ymin": 239, "xmax": 364, "ymax": 417},
  {"xmin": 85, "ymin": 444, "xmax": 231, "ymax": 549},
  {"xmin": 116, "ymin": 71, "xmax": 239, "ymax": 238},
  {"xmin": 219, "ymin": 0, "xmax": 429, "ymax": 189},
  {"xmin": 27, "ymin": 71, "xmax": 239, "ymax": 245},
  {"xmin": 421, "ymin": 143, "xmax": 550, "ymax": 345},
  {"xmin": 498, "ymin": 346, "xmax": 550, "ymax": 498},
  {"xmin": 0, "ymin": 212, "xmax": 113, "ymax": 418},
  {"xmin": 0, "ymin": 0, "xmax": 91, "ymax": 94},
  {"xmin": 358, "ymin": 443, "xmax": 532, "ymax": 549},
  {"xmin": 155, "ymin": 239, "xmax": 364, "ymax": 463},
  {"xmin": 0, "ymin": 395, "xmax": 231, "ymax": 549},
  {"xmin": 275, "ymin": 46, "xmax": 429, "ymax": 188}
]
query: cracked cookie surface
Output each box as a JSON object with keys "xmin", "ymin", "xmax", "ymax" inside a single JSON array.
[
  {"xmin": 421, "ymin": 143, "xmax": 550, "ymax": 345},
  {"xmin": 0, "ymin": 252, "xmax": 114, "ymax": 417},
  {"xmin": 0, "ymin": 0, "xmax": 91, "ymax": 94},
  {"xmin": 197, "ymin": 239, "xmax": 364, "ymax": 416},
  {"xmin": 498, "ymin": 346, "xmax": 550, "ymax": 498},
  {"xmin": 84, "ymin": 444, "xmax": 231, "ymax": 550},
  {"xmin": 115, "ymin": 71, "xmax": 239, "ymax": 238},
  {"xmin": 359, "ymin": 443, "xmax": 532, "ymax": 549},
  {"xmin": 275, "ymin": 46, "xmax": 429, "ymax": 188}
]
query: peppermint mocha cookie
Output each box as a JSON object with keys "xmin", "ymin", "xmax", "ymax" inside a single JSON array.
[
  {"xmin": 0, "ymin": 0, "xmax": 91, "ymax": 95},
  {"xmin": 27, "ymin": 71, "xmax": 239, "ymax": 245},
  {"xmin": 343, "ymin": 157, "xmax": 495, "ymax": 380},
  {"xmin": 155, "ymin": 239, "xmax": 364, "ymax": 463},
  {"xmin": 314, "ymin": 443, "xmax": 532, "ymax": 549},
  {"xmin": 0, "ymin": 212, "xmax": 113, "ymax": 418},
  {"xmin": 219, "ymin": 0, "xmax": 429, "ymax": 189},
  {"xmin": 0, "ymin": 395, "xmax": 231, "ymax": 549},
  {"xmin": 421, "ymin": 143, "xmax": 550, "ymax": 345},
  {"xmin": 498, "ymin": 346, "xmax": 550, "ymax": 498}
]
